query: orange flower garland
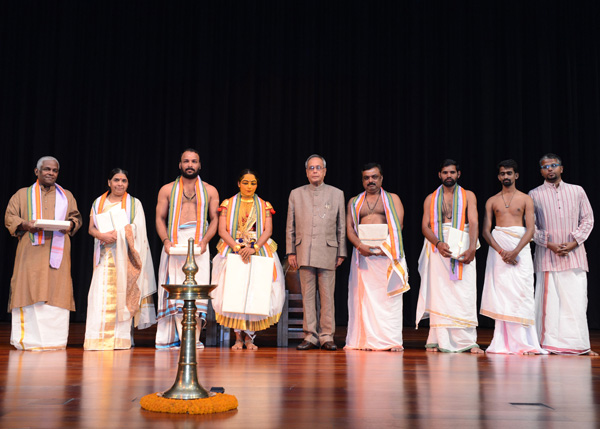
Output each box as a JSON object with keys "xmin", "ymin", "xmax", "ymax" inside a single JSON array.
[{"xmin": 140, "ymin": 392, "xmax": 238, "ymax": 414}]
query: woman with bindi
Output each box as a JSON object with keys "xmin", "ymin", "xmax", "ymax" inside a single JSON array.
[
  {"xmin": 211, "ymin": 169, "xmax": 285, "ymax": 350},
  {"xmin": 84, "ymin": 168, "xmax": 157, "ymax": 350}
]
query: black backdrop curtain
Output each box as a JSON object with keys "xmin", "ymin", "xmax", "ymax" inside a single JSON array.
[{"xmin": 1, "ymin": 1, "xmax": 599, "ymax": 330}]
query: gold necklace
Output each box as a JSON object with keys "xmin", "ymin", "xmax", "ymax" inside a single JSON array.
[{"xmin": 365, "ymin": 193, "xmax": 380, "ymax": 217}]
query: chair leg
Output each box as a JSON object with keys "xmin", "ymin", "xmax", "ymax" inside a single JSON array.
[
  {"xmin": 277, "ymin": 290, "xmax": 290, "ymax": 347},
  {"xmin": 205, "ymin": 300, "xmax": 217, "ymax": 347}
]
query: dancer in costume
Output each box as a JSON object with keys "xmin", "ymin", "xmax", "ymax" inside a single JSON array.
[
  {"xmin": 480, "ymin": 159, "xmax": 547, "ymax": 355},
  {"xmin": 155, "ymin": 149, "xmax": 219, "ymax": 349},
  {"xmin": 529, "ymin": 153, "xmax": 597, "ymax": 355},
  {"xmin": 84, "ymin": 168, "xmax": 157, "ymax": 350},
  {"xmin": 211, "ymin": 169, "xmax": 285, "ymax": 350},
  {"xmin": 345, "ymin": 163, "xmax": 409, "ymax": 351},
  {"xmin": 416, "ymin": 159, "xmax": 483, "ymax": 353},
  {"xmin": 5, "ymin": 156, "xmax": 82, "ymax": 350}
]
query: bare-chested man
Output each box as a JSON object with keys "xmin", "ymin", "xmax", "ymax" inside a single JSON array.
[
  {"xmin": 155, "ymin": 148, "xmax": 219, "ymax": 349},
  {"xmin": 345, "ymin": 163, "xmax": 409, "ymax": 352},
  {"xmin": 416, "ymin": 159, "xmax": 483, "ymax": 353},
  {"xmin": 480, "ymin": 159, "xmax": 547, "ymax": 355}
]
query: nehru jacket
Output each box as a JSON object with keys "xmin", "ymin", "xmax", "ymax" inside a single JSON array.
[{"xmin": 286, "ymin": 183, "xmax": 347, "ymax": 268}]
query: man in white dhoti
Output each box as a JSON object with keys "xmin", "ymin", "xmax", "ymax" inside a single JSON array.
[
  {"xmin": 529, "ymin": 153, "xmax": 597, "ymax": 355},
  {"xmin": 345, "ymin": 163, "xmax": 409, "ymax": 352},
  {"xmin": 5, "ymin": 156, "xmax": 82, "ymax": 350},
  {"xmin": 417, "ymin": 159, "xmax": 483, "ymax": 353},
  {"xmin": 155, "ymin": 149, "xmax": 219, "ymax": 349},
  {"xmin": 480, "ymin": 159, "xmax": 547, "ymax": 355}
]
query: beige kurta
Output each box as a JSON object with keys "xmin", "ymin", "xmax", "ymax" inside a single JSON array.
[{"xmin": 5, "ymin": 186, "xmax": 82, "ymax": 312}]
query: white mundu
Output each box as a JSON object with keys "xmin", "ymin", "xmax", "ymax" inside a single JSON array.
[
  {"xmin": 221, "ymin": 253, "xmax": 274, "ymax": 316},
  {"xmin": 480, "ymin": 226, "xmax": 547, "ymax": 355},
  {"xmin": 417, "ymin": 224, "xmax": 479, "ymax": 352}
]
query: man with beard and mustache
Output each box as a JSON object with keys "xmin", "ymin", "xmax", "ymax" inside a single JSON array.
[
  {"xmin": 416, "ymin": 159, "xmax": 483, "ymax": 353},
  {"xmin": 154, "ymin": 148, "xmax": 219, "ymax": 349},
  {"xmin": 479, "ymin": 159, "xmax": 547, "ymax": 355},
  {"xmin": 345, "ymin": 163, "xmax": 409, "ymax": 352},
  {"xmin": 529, "ymin": 153, "xmax": 597, "ymax": 355}
]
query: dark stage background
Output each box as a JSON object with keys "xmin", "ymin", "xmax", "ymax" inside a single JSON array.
[{"xmin": 1, "ymin": 1, "xmax": 599, "ymax": 331}]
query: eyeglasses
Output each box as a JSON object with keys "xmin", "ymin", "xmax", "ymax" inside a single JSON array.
[
  {"xmin": 307, "ymin": 166, "xmax": 324, "ymax": 171},
  {"xmin": 541, "ymin": 163, "xmax": 561, "ymax": 170}
]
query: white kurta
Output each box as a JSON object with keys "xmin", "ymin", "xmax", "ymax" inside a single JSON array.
[
  {"xmin": 416, "ymin": 224, "xmax": 478, "ymax": 352},
  {"xmin": 344, "ymin": 253, "xmax": 405, "ymax": 351},
  {"xmin": 480, "ymin": 226, "xmax": 546, "ymax": 355}
]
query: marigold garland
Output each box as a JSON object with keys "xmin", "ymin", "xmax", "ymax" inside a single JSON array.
[{"xmin": 140, "ymin": 392, "xmax": 238, "ymax": 414}]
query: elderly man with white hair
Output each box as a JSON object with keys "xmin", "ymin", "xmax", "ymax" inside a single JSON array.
[{"xmin": 5, "ymin": 156, "xmax": 82, "ymax": 350}]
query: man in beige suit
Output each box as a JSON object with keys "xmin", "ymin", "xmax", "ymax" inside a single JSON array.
[{"xmin": 286, "ymin": 154, "xmax": 347, "ymax": 350}]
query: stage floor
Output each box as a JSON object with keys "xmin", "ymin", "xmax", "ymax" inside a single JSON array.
[{"xmin": 0, "ymin": 324, "xmax": 599, "ymax": 428}]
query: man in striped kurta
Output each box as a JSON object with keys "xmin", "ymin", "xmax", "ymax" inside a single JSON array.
[{"xmin": 529, "ymin": 153, "xmax": 597, "ymax": 355}]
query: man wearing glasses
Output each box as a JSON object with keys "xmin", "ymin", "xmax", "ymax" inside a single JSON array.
[
  {"xmin": 286, "ymin": 154, "xmax": 346, "ymax": 350},
  {"xmin": 529, "ymin": 153, "xmax": 597, "ymax": 355}
]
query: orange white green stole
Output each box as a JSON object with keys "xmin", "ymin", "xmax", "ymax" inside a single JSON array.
[
  {"xmin": 218, "ymin": 193, "xmax": 278, "ymax": 280},
  {"xmin": 430, "ymin": 184, "xmax": 467, "ymax": 280},
  {"xmin": 350, "ymin": 189, "xmax": 409, "ymax": 296},
  {"xmin": 27, "ymin": 180, "xmax": 68, "ymax": 269},
  {"xmin": 166, "ymin": 176, "xmax": 208, "ymax": 244},
  {"xmin": 91, "ymin": 192, "xmax": 136, "ymax": 265}
]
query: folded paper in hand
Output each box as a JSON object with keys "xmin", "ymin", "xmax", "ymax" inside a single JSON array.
[
  {"xmin": 446, "ymin": 227, "xmax": 480, "ymax": 259},
  {"xmin": 222, "ymin": 253, "xmax": 273, "ymax": 316}
]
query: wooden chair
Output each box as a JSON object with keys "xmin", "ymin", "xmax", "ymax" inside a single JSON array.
[{"xmin": 277, "ymin": 258, "xmax": 319, "ymax": 347}]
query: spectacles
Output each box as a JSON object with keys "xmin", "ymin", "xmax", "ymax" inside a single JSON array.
[
  {"xmin": 541, "ymin": 163, "xmax": 561, "ymax": 170},
  {"xmin": 307, "ymin": 166, "xmax": 324, "ymax": 171}
]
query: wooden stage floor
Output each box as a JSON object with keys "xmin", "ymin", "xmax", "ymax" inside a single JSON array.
[{"xmin": 0, "ymin": 324, "xmax": 599, "ymax": 428}]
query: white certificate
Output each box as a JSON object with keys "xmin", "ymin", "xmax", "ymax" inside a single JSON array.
[
  {"xmin": 169, "ymin": 245, "xmax": 202, "ymax": 256},
  {"xmin": 222, "ymin": 253, "xmax": 274, "ymax": 316},
  {"xmin": 358, "ymin": 224, "xmax": 389, "ymax": 247},
  {"xmin": 33, "ymin": 219, "xmax": 71, "ymax": 231},
  {"xmin": 447, "ymin": 227, "xmax": 480, "ymax": 259}
]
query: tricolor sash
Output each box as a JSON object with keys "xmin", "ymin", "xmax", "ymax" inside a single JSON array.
[
  {"xmin": 430, "ymin": 184, "xmax": 467, "ymax": 280},
  {"xmin": 217, "ymin": 193, "xmax": 278, "ymax": 280},
  {"xmin": 350, "ymin": 189, "xmax": 409, "ymax": 296},
  {"xmin": 91, "ymin": 192, "xmax": 136, "ymax": 265},
  {"xmin": 166, "ymin": 176, "xmax": 208, "ymax": 245},
  {"xmin": 27, "ymin": 180, "xmax": 68, "ymax": 269}
]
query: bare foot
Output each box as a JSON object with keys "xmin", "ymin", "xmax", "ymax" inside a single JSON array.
[
  {"xmin": 426, "ymin": 347, "xmax": 438, "ymax": 352},
  {"xmin": 231, "ymin": 340, "xmax": 244, "ymax": 350},
  {"xmin": 585, "ymin": 350, "xmax": 599, "ymax": 356},
  {"xmin": 470, "ymin": 347, "xmax": 484, "ymax": 354},
  {"xmin": 390, "ymin": 347, "xmax": 404, "ymax": 352},
  {"xmin": 245, "ymin": 340, "xmax": 258, "ymax": 351}
]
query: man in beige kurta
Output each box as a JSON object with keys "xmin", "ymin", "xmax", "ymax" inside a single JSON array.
[
  {"xmin": 286, "ymin": 154, "xmax": 346, "ymax": 350},
  {"xmin": 5, "ymin": 156, "xmax": 82, "ymax": 350}
]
